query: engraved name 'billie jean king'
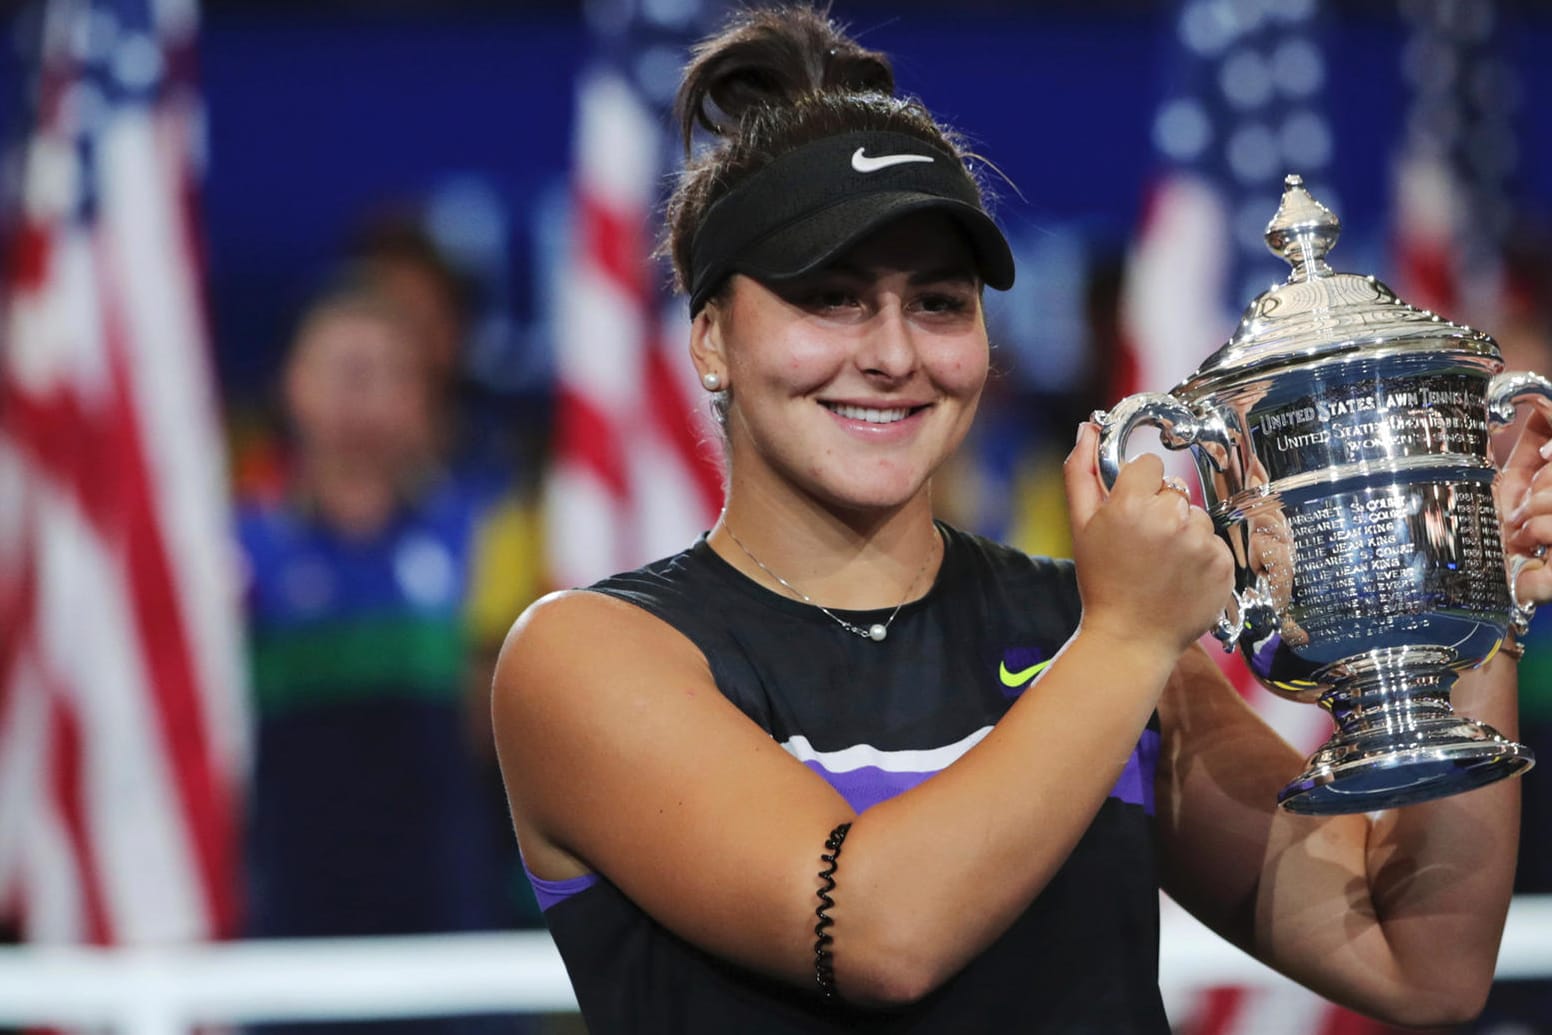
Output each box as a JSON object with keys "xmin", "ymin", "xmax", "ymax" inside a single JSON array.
[{"xmin": 1097, "ymin": 175, "xmax": 1552, "ymax": 815}]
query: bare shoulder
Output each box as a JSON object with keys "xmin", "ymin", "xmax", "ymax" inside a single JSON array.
[
  {"xmin": 495, "ymin": 587, "xmax": 725, "ymax": 729},
  {"xmin": 497, "ymin": 587, "xmax": 707, "ymax": 692},
  {"xmin": 490, "ymin": 587, "xmax": 849, "ymax": 984},
  {"xmin": 492, "ymin": 588, "xmax": 711, "ymax": 873}
]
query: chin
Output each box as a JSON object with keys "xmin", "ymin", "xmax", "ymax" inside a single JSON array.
[{"xmin": 812, "ymin": 472, "xmax": 932, "ymax": 514}]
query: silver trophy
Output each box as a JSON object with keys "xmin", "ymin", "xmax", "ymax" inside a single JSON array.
[{"xmin": 1096, "ymin": 174, "xmax": 1548, "ymax": 814}]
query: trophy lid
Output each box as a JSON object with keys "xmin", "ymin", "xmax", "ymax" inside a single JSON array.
[{"xmin": 1176, "ymin": 175, "xmax": 1499, "ymax": 396}]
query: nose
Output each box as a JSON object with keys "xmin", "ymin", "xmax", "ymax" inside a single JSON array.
[{"xmin": 856, "ymin": 301, "xmax": 918, "ymax": 382}]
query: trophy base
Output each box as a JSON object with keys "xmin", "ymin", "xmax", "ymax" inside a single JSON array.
[
  {"xmin": 1278, "ymin": 716, "xmax": 1534, "ymax": 814},
  {"xmin": 1277, "ymin": 650, "xmax": 1535, "ymax": 814}
]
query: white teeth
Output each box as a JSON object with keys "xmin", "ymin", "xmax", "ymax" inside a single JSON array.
[{"xmin": 826, "ymin": 403, "xmax": 913, "ymax": 424}]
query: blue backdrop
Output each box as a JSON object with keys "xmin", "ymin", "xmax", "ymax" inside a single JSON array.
[{"xmin": 5, "ymin": 3, "xmax": 1551, "ymax": 396}]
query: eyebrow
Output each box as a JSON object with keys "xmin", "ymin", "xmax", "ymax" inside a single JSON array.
[{"xmin": 819, "ymin": 261, "xmax": 979, "ymax": 285}]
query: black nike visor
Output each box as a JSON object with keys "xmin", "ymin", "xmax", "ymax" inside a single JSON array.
[{"xmin": 687, "ymin": 129, "xmax": 1016, "ymax": 315}]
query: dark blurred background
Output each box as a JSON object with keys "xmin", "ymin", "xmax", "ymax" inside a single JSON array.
[
  {"xmin": 5, "ymin": 2, "xmax": 1552, "ymax": 1033},
  {"xmin": 150, "ymin": 1, "xmax": 1552, "ymax": 405}
]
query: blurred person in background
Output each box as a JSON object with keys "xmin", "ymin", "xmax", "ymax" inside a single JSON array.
[
  {"xmin": 348, "ymin": 212, "xmax": 549, "ymax": 762},
  {"xmin": 237, "ymin": 280, "xmax": 519, "ymax": 1034},
  {"xmin": 346, "ymin": 216, "xmax": 550, "ymax": 932},
  {"xmin": 349, "ymin": 219, "xmax": 468, "ymax": 418},
  {"xmin": 348, "ymin": 213, "xmax": 545, "ymax": 506}
]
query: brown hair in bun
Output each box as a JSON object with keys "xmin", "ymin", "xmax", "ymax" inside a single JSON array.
[{"xmin": 663, "ymin": 5, "xmax": 988, "ymax": 303}]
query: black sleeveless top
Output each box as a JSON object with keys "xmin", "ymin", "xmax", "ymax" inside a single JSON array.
[{"xmin": 531, "ymin": 524, "xmax": 1167, "ymax": 1034}]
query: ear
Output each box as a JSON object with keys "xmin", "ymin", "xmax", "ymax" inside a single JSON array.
[
  {"xmin": 689, "ymin": 303, "xmax": 727, "ymax": 385},
  {"xmin": 281, "ymin": 343, "xmax": 313, "ymax": 428}
]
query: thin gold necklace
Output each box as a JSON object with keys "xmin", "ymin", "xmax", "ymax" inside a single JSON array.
[{"xmin": 720, "ymin": 523, "xmax": 938, "ymax": 642}]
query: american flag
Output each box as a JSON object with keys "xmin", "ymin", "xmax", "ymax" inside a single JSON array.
[
  {"xmin": 544, "ymin": 0, "xmax": 728, "ymax": 589},
  {"xmin": 1391, "ymin": 0, "xmax": 1517, "ymax": 330},
  {"xmin": 0, "ymin": 0, "xmax": 247, "ymax": 946},
  {"xmin": 1120, "ymin": 2, "xmax": 1401, "ymax": 1033}
]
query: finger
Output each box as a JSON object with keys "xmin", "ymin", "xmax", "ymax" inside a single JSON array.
[
  {"xmin": 1062, "ymin": 422, "xmax": 1104, "ymax": 534},
  {"xmin": 1506, "ymin": 515, "xmax": 1552, "ymax": 553},
  {"xmin": 1506, "ymin": 488, "xmax": 1552, "ymax": 529},
  {"xmin": 1506, "ymin": 461, "xmax": 1552, "ymax": 514},
  {"xmin": 1112, "ymin": 452, "xmax": 1166, "ymax": 498},
  {"xmin": 1139, "ymin": 478, "xmax": 1195, "ymax": 529},
  {"xmin": 1187, "ymin": 504, "xmax": 1217, "ymax": 539},
  {"xmin": 1206, "ymin": 533, "xmax": 1237, "ymax": 585},
  {"xmin": 1501, "ymin": 405, "xmax": 1552, "ymax": 489},
  {"xmin": 1515, "ymin": 564, "xmax": 1552, "ymax": 607},
  {"xmin": 1162, "ymin": 474, "xmax": 1202, "ymax": 515}
]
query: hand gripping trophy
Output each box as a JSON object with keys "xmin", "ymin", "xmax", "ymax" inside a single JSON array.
[{"xmin": 1096, "ymin": 174, "xmax": 1550, "ymax": 814}]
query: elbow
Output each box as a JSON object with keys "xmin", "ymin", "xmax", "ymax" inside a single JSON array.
[
  {"xmin": 835, "ymin": 916, "xmax": 958, "ymax": 1008},
  {"xmin": 1369, "ymin": 976, "xmax": 1492, "ymax": 1030},
  {"xmin": 844, "ymin": 961, "xmax": 941, "ymax": 1009},
  {"xmin": 1382, "ymin": 1000, "xmax": 1487, "ymax": 1032},
  {"xmin": 1413, "ymin": 992, "xmax": 1491, "ymax": 1031}
]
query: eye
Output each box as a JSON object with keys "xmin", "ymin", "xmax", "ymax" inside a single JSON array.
[
  {"xmin": 915, "ymin": 289, "xmax": 975, "ymax": 316},
  {"xmin": 804, "ymin": 287, "xmax": 862, "ymax": 311}
]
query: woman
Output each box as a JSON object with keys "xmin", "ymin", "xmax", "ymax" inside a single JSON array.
[{"xmin": 494, "ymin": 7, "xmax": 1550, "ymax": 1031}]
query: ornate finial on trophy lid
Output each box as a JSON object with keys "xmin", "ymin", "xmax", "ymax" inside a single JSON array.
[{"xmin": 1264, "ymin": 173, "xmax": 1340, "ymax": 282}]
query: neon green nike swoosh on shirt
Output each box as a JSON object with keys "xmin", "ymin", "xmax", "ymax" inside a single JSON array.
[{"xmin": 998, "ymin": 659, "xmax": 1052, "ymax": 687}]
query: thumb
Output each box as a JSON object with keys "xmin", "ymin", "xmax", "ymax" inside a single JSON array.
[{"xmin": 1063, "ymin": 422, "xmax": 1105, "ymax": 536}]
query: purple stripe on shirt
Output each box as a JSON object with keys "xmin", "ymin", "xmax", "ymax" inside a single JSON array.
[
  {"xmin": 1113, "ymin": 728, "xmax": 1160, "ymax": 816},
  {"xmin": 523, "ymin": 863, "xmax": 599, "ymax": 912},
  {"xmin": 802, "ymin": 761, "xmax": 934, "ymax": 813},
  {"xmin": 804, "ymin": 727, "xmax": 1161, "ymax": 816}
]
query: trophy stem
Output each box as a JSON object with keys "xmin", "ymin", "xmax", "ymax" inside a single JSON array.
[{"xmin": 1277, "ymin": 650, "xmax": 1534, "ymax": 815}]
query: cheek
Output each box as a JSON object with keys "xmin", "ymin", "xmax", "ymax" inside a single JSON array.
[
  {"xmin": 929, "ymin": 338, "xmax": 990, "ymax": 395},
  {"xmin": 738, "ymin": 336, "xmax": 846, "ymax": 396}
]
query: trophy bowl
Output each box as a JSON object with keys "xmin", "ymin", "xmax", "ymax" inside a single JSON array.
[{"xmin": 1096, "ymin": 174, "xmax": 1547, "ymax": 814}]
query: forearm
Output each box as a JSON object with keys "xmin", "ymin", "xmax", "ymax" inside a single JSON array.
[
  {"xmin": 1153, "ymin": 641, "xmax": 1520, "ymax": 1026},
  {"xmin": 833, "ymin": 624, "xmax": 1179, "ymax": 1003},
  {"xmin": 1360, "ymin": 652, "xmax": 1521, "ymax": 1010},
  {"xmin": 1255, "ymin": 653, "xmax": 1521, "ymax": 1024}
]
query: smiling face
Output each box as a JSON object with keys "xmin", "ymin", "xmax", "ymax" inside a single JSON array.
[{"xmin": 694, "ymin": 211, "xmax": 990, "ymax": 516}]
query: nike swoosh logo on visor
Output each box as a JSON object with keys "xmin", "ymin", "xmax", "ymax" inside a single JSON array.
[
  {"xmin": 851, "ymin": 147, "xmax": 935, "ymax": 173},
  {"xmin": 998, "ymin": 659, "xmax": 1052, "ymax": 687}
]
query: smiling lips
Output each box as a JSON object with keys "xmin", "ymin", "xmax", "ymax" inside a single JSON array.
[{"xmin": 822, "ymin": 401, "xmax": 927, "ymax": 425}]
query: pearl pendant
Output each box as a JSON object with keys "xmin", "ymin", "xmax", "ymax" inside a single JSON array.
[{"xmin": 868, "ymin": 623, "xmax": 888, "ymax": 641}]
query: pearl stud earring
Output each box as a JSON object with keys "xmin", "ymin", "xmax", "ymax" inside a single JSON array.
[{"xmin": 702, "ymin": 371, "xmax": 723, "ymax": 391}]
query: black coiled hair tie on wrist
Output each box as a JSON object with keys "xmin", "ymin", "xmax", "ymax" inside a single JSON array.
[{"xmin": 814, "ymin": 821, "xmax": 852, "ymax": 999}]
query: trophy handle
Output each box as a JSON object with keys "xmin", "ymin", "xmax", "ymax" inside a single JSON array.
[
  {"xmin": 1090, "ymin": 392, "xmax": 1233, "ymax": 490},
  {"xmin": 1091, "ymin": 393, "xmax": 1242, "ymax": 650},
  {"xmin": 1486, "ymin": 370, "xmax": 1552, "ymax": 635},
  {"xmin": 1212, "ymin": 590, "xmax": 1249, "ymax": 651},
  {"xmin": 1486, "ymin": 370, "xmax": 1552, "ymax": 428}
]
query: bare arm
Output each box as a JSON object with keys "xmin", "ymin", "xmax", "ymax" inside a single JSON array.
[
  {"xmin": 493, "ymin": 439, "xmax": 1234, "ymax": 1006},
  {"xmin": 1156, "ymin": 645, "xmax": 1519, "ymax": 1028},
  {"xmin": 1155, "ymin": 406, "xmax": 1552, "ymax": 1026}
]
